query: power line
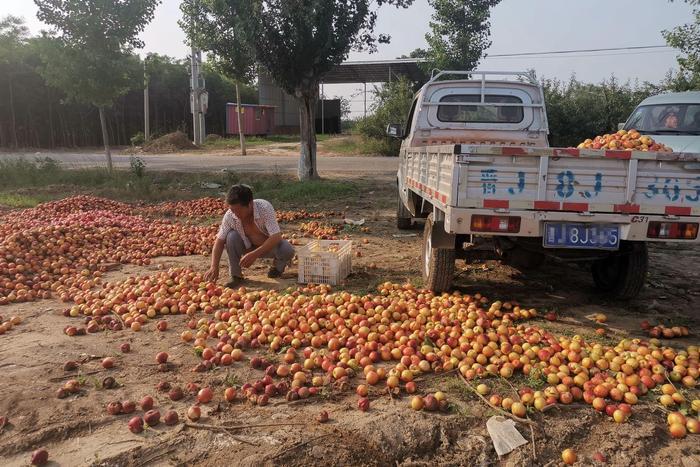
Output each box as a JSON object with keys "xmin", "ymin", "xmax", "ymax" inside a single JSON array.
[{"xmin": 486, "ymin": 45, "xmax": 671, "ymax": 58}]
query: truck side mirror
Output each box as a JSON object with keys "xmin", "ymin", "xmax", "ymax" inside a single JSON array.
[{"xmin": 386, "ymin": 123, "xmax": 404, "ymax": 138}]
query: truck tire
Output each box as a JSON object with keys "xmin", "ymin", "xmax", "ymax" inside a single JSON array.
[
  {"xmin": 397, "ymin": 192, "xmax": 412, "ymax": 229},
  {"xmin": 422, "ymin": 214, "xmax": 455, "ymax": 293},
  {"xmin": 591, "ymin": 242, "xmax": 648, "ymax": 300}
]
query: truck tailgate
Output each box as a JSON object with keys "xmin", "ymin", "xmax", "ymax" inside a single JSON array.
[{"xmin": 416, "ymin": 145, "xmax": 700, "ymax": 216}]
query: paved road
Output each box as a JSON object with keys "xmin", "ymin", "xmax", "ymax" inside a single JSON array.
[{"xmin": 1, "ymin": 151, "xmax": 399, "ymax": 175}]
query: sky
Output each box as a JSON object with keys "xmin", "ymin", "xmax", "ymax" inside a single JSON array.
[{"xmin": 1, "ymin": 0, "xmax": 695, "ymax": 117}]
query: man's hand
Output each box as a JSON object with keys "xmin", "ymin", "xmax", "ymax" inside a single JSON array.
[
  {"xmin": 240, "ymin": 251, "xmax": 258, "ymax": 269},
  {"xmin": 204, "ymin": 267, "xmax": 219, "ymax": 282}
]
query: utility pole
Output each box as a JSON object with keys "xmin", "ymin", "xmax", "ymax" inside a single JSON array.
[
  {"xmin": 363, "ymin": 82, "xmax": 367, "ymax": 118},
  {"xmin": 235, "ymin": 82, "xmax": 246, "ymax": 155},
  {"xmin": 144, "ymin": 57, "xmax": 150, "ymax": 142},
  {"xmin": 320, "ymin": 81, "xmax": 325, "ymax": 135},
  {"xmin": 190, "ymin": 47, "xmax": 206, "ymax": 145}
]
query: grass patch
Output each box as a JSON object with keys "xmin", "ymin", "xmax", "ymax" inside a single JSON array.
[
  {"xmin": 223, "ymin": 372, "xmax": 242, "ymax": 387},
  {"xmin": 0, "ymin": 193, "xmax": 54, "ymax": 208},
  {"xmin": 255, "ymin": 178, "xmax": 357, "ymax": 205},
  {"xmin": 204, "ymin": 134, "xmax": 331, "ymax": 150},
  {"xmin": 513, "ymin": 370, "xmax": 546, "ymax": 391},
  {"xmin": 319, "ymin": 135, "xmax": 394, "ymax": 156},
  {"xmin": 441, "ymin": 376, "xmax": 478, "ymax": 402},
  {"xmin": 0, "ymin": 157, "xmax": 359, "ymax": 208}
]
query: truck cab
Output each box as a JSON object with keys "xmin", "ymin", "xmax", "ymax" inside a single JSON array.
[{"xmin": 401, "ymin": 71, "xmax": 549, "ymax": 148}]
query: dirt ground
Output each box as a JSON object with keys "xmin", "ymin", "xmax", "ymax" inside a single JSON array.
[{"xmin": 1, "ymin": 174, "xmax": 699, "ymax": 467}]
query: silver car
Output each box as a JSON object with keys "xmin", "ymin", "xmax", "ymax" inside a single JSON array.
[{"xmin": 624, "ymin": 91, "xmax": 700, "ymax": 153}]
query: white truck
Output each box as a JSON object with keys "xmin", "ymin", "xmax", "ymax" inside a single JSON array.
[{"xmin": 389, "ymin": 71, "xmax": 700, "ymax": 299}]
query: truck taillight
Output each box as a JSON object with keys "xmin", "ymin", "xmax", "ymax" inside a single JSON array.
[
  {"xmin": 647, "ymin": 222, "xmax": 698, "ymax": 240},
  {"xmin": 471, "ymin": 215, "xmax": 521, "ymax": 233}
]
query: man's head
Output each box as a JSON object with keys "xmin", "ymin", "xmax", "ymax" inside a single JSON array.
[
  {"xmin": 226, "ymin": 184, "xmax": 254, "ymax": 218},
  {"xmin": 664, "ymin": 112, "xmax": 679, "ymax": 129}
]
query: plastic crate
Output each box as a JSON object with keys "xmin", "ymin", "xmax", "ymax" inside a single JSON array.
[{"xmin": 297, "ymin": 240, "xmax": 352, "ymax": 285}]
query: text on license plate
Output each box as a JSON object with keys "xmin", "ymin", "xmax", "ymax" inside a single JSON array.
[{"xmin": 543, "ymin": 223, "xmax": 620, "ymax": 250}]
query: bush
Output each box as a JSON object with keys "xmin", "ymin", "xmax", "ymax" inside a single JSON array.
[
  {"xmin": 129, "ymin": 156, "xmax": 146, "ymax": 178},
  {"xmin": 130, "ymin": 131, "xmax": 145, "ymax": 146},
  {"xmin": 355, "ymin": 76, "xmax": 415, "ymax": 156}
]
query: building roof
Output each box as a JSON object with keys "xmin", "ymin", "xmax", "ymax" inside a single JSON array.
[{"xmin": 322, "ymin": 58, "xmax": 427, "ymax": 84}]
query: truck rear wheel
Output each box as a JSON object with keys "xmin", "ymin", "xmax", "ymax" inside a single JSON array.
[
  {"xmin": 397, "ymin": 192, "xmax": 412, "ymax": 229},
  {"xmin": 591, "ymin": 242, "xmax": 647, "ymax": 300},
  {"xmin": 422, "ymin": 214, "xmax": 455, "ymax": 293}
]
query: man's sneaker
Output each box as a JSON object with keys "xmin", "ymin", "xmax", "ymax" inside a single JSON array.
[
  {"xmin": 225, "ymin": 276, "xmax": 245, "ymax": 289},
  {"xmin": 267, "ymin": 268, "xmax": 283, "ymax": 279}
]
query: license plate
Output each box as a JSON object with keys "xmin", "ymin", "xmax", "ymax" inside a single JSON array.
[{"xmin": 543, "ymin": 223, "xmax": 620, "ymax": 250}]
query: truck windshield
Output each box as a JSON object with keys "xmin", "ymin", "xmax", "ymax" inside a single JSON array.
[
  {"xmin": 437, "ymin": 94, "xmax": 524, "ymax": 123},
  {"xmin": 625, "ymin": 104, "xmax": 700, "ymax": 135}
]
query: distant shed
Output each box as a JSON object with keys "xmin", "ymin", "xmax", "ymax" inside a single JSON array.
[{"xmin": 225, "ymin": 103, "xmax": 275, "ymax": 136}]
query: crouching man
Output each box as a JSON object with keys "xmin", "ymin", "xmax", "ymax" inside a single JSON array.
[{"xmin": 204, "ymin": 184, "xmax": 294, "ymax": 288}]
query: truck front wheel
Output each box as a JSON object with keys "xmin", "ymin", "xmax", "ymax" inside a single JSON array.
[
  {"xmin": 397, "ymin": 192, "xmax": 412, "ymax": 230},
  {"xmin": 591, "ymin": 242, "xmax": 648, "ymax": 300},
  {"xmin": 422, "ymin": 214, "xmax": 455, "ymax": 293}
]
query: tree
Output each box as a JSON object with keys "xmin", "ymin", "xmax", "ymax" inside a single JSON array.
[
  {"xmin": 0, "ymin": 16, "xmax": 29, "ymax": 148},
  {"xmin": 180, "ymin": 0, "xmax": 257, "ymax": 155},
  {"xmin": 335, "ymin": 95, "xmax": 352, "ymax": 120},
  {"xmin": 34, "ymin": 0, "xmax": 160, "ymax": 171},
  {"xmin": 184, "ymin": 0, "xmax": 413, "ymax": 180},
  {"xmin": 542, "ymin": 75, "xmax": 654, "ymax": 147},
  {"xmin": 664, "ymin": 0, "xmax": 700, "ymax": 76},
  {"xmin": 421, "ymin": 0, "xmax": 501, "ymax": 72},
  {"xmin": 355, "ymin": 76, "xmax": 415, "ymax": 155}
]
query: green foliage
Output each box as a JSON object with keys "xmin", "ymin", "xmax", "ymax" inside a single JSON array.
[
  {"xmin": 0, "ymin": 193, "xmax": 53, "ymax": 208},
  {"xmin": 0, "ymin": 15, "xmax": 29, "ymax": 62},
  {"xmin": 254, "ymin": 178, "xmax": 358, "ymax": 204},
  {"xmin": 181, "ymin": 0, "xmax": 414, "ymax": 179},
  {"xmin": 203, "ymin": 133, "xmax": 331, "ymax": 150},
  {"xmin": 422, "ymin": 0, "xmax": 501, "ymax": 72},
  {"xmin": 36, "ymin": 37, "xmax": 141, "ymax": 108},
  {"xmin": 179, "ymin": 0, "xmax": 256, "ymax": 84},
  {"xmin": 659, "ymin": 68, "xmax": 700, "ymax": 91},
  {"xmin": 129, "ymin": 156, "xmax": 146, "ymax": 178},
  {"xmin": 223, "ymin": 372, "xmax": 241, "ymax": 387},
  {"xmin": 0, "ymin": 158, "xmax": 358, "ymax": 207},
  {"xmin": 524, "ymin": 368, "xmax": 546, "ymax": 390},
  {"xmin": 34, "ymin": 0, "xmax": 160, "ymax": 107},
  {"xmin": 335, "ymin": 95, "xmax": 352, "ymax": 120},
  {"xmin": 664, "ymin": 0, "xmax": 700, "ymax": 75},
  {"xmin": 355, "ymin": 76, "xmax": 415, "ymax": 156},
  {"xmin": 542, "ymin": 75, "xmax": 655, "ymax": 147},
  {"xmin": 130, "ymin": 131, "xmax": 145, "ymax": 146},
  {"xmin": 0, "ymin": 17, "xmax": 256, "ymax": 148},
  {"xmin": 319, "ymin": 135, "xmax": 382, "ymax": 155}
]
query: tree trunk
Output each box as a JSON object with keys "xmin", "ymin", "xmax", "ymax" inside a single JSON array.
[
  {"xmin": 235, "ymin": 82, "xmax": 246, "ymax": 156},
  {"xmin": 98, "ymin": 106, "xmax": 113, "ymax": 173},
  {"xmin": 297, "ymin": 93, "xmax": 319, "ymax": 180},
  {"xmin": 8, "ymin": 74, "xmax": 17, "ymax": 148},
  {"xmin": 48, "ymin": 88, "xmax": 55, "ymax": 148}
]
